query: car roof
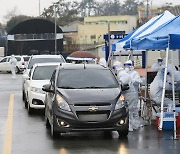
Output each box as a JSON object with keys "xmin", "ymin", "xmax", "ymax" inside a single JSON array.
[
  {"xmin": 33, "ymin": 62, "xmax": 61, "ymax": 67},
  {"xmin": 31, "ymin": 54, "xmax": 63, "ymax": 59},
  {"xmin": 59, "ymin": 63, "xmax": 108, "ymax": 70},
  {"xmin": 5, "ymin": 55, "xmax": 21, "ymax": 58}
]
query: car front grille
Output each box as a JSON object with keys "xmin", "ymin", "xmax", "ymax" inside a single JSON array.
[
  {"xmin": 74, "ymin": 103, "xmax": 111, "ymax": 106},
  {"xmin": 76, "ymin": 111, "xmax": 110, "ymax": 122}
]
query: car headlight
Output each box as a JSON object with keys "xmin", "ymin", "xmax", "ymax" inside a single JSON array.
[
  {"xmin": 31, "ymin": 87, "xmax": 45, "ymax": 94},
  {"xmin": 115, "ymin": 95, "xmax": 125, "ymax": 110},
  {"xmin": 56, "ymin": 94, "xmax": 71, "ymax": 111}
]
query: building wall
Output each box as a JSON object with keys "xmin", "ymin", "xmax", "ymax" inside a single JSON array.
[
  {"xmin": 138, "ymin": 7, "xmax": 159, "ymax": 23},
  {"xmin": 78, "ymin": 15, "xmax": 137, "ymax": 45}
]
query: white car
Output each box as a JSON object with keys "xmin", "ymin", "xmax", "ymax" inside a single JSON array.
[
  {"xmin": 24, "ymin": 54, "xmax": 65, "ymax": 75},
  {"xmin": 23, "ymin": 63, "xmax": 60, "ymax": 114},
  {"xmin": 22, "ymin": 54, "xmax": 66, "ymax": 102},
  {"xmin": 0, "ymin": 55, "xmax": 30, "ymax": 73}
]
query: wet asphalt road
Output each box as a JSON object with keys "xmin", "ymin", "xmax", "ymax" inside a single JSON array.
[{"xmin": 0, "ymin": 73, "xmax": 180, "ymax": 154}]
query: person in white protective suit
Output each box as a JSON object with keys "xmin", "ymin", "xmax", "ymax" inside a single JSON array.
[
  {"xmin": 98, "ymin": 58, "xmax": 107, "ymax": 67},
  {"xmin": 117, "ymin": 60, "xmax": 142, "ymax": 131},
  {"xmin": 151, "ymin": 57, "xmax": 164, "ymax": 72},
  {"xmin": 174, "ymin": 71, "xmax": 180, "ymax": 91},
  {"xmin": 10, "ymin": 55, "xmax": 17, "ymax": 79},
  {"xmin": 150, "ymin": 67, "xmax": 174, "ymax": 111},
  {"xmin": 112, "ymin": 61, "xmax": 123, "ymax": 75}
]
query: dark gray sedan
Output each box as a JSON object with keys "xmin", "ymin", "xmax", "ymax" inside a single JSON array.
[{"xmin": 42, "ymin": 63, "xmax": 129, "ymax": 139}]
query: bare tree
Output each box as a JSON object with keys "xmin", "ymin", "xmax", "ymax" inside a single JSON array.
[{"xmin": 3, "ymin": 7, "xmax": 19, "ymax": 22}]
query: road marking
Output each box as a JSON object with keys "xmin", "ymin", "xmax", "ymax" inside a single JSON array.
[{"xmin": 2, "ymin": 94, "xmax": 14, "ymax": 154}]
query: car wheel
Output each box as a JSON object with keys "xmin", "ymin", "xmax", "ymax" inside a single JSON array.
[
  {"xmin": 45, "ymin": 116, "xmax": 50, "ymax": 128},
  {"xmin": 22, "ymin": 90, "xmax": 25, "ymax": 101},
  {"xmin": 23, "ymin": 91, "xmax": 28, "ymax": 108},
  {"xmin": 24, "ymin": 100, "xmax": 28, "ymax": 109},
  {"xmin": 27, "ymin": 102, "xmax": 33, "ymax": 114},
  {"xmin": 50, "ymin": 122, "xmax": 60, "ymax": 139},
  {"xmin": 45, "ymin": 106, "xmax": 50, "ymax": 128},
  {"xmin": 118, "ymin": 129, "xmax": 129, "ymax": 138},
  {"xmin": 15, "ymin": 67, "xmax": 19, "ymax": 74}
]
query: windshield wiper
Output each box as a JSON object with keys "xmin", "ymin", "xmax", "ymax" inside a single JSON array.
[{"xmin": 58, "ymin": 86, "xmax": 75, "ymax": 89}]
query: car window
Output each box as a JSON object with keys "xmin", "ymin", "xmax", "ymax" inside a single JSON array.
[
  {"xmin": 0, "ymin": 58, "xmax": 7, "ymax": 62},
  {"xmin": 7, "ymin": 58, "xmax": 10, "ymax": 62},
  {"xmin": 57, "ymin": 69, "xmax": 119, "ymax": 89},
  {"xmin": 15, "ymin": 57, "xmax": 21, "ymax": 61},
  {"xmin": 23, "ymin": 56, "xmax": 30, "ymax": 61},
  {"xmin": 32, "ymin": 65, "xmax": 57, "ymax": 80},
  {"xmin": 28, "ymin": 58, "xmax": 64, "ymax": 69}
]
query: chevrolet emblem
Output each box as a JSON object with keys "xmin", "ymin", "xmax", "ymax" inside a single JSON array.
[{"xmin": 88, "ymin": 106, "xmax": 98, "ymax": 111}]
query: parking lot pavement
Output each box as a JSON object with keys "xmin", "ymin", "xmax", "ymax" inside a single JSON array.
[{"xmin": 0, "ymin": 73, "xmax": 180, "ymax": 154}]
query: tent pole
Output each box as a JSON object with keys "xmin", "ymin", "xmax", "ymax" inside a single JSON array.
[
  {"xmin": 144, "ymin": 50, "xmax": 151, "ymax": 124},
  {"xmin": 170, "ymin": 49, "xmax": 177, "ymax": 139},
  {"xmin": 159, "ymin": 48, "xmax": 169, "ymax": 130},
  {"xmin": 144, "ymin": 50, "xmax": 149, "ymax": 123},
  {"xmin": 144, "ymin": 50, "xmax": 148, "ymax": 102},
  {"xmin": 130, "ymin": 49, "xmax": 134, "ymax": 65}
]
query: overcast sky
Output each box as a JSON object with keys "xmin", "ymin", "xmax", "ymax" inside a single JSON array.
[{"xmin": 0, "ymin": 0, "xmax": 180, "ymax": 24}]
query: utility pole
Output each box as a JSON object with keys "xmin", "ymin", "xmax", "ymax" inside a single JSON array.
[
  {"xmin": 54, "ymin": 6, "xmax": 57, "ymax": 55},
  {"xmin": 39, "ymin": 0, "xmax": 41, "ymax": 16},
  {"xmin": 146, "ymin": 0, "xmax": 149, "ymax": 21}
]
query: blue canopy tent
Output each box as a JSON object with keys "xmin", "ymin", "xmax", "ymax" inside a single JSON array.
[
  {"xmin": 130, "ymin": 15, "xmax": 180, "ymax": 139},
  {"xmin": 131, "ymin": 15, "xmax": 180, "ymax": 50},
  {"xmin": 169, "ymin": 34, "xmax": 180, "ymax": 49},
  {"xmin": 110, "ymin": 11, "xmax": 175, "ymax": 69},
  {"xmin": 112, "ymin": 11, "xmax": 175, "ymax": 52}
]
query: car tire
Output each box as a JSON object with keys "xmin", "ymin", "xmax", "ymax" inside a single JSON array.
[
  {"xmin": 27, "ymin": 102, "xmax": 33, "ymax": 114},
  {"xmin": 45, "ymin": 116, "xmax": 50, "ymax": 128},
  {"xmin": 22, "ymin": 90, "xmax": 25, "ymax": 101},
  {"xmin": 23, "ymin": 90, "xmax": 28, "ymax": 108},
  {"xmin": 24, "ymin": 100, "xmax": 28, "ymax": 109},
  {"xmin": 50, "ymin": 122, "xmax": 60, "ymax": 139},
  {"xmin": 45, "ymin": 106, "xmax": 50, "ymax": 128},
  {"xmin": 118, "ymin": 129, "xmax": 129, "ymax": 138},
  {"xmin": 15, "ymin": 66, "xmax": 19, "ymax": 74}
]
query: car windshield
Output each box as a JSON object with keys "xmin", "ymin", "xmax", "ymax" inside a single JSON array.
[
  {"xmin": 28, "ymin": 58, "xmax": 64, "ymax": 69},
  {"xmin": 23, "ymin": 56, "xmax": 30, "ymax": 61},
  {"xmin": 57, "ymin": 69, "xmax": 119, "ymax": 89},
  {"xmin": 32, "ymin": 65, "xmax": 57, "ymax": 80},
  {"xmin": 15, "ymin": 57, "xmax": 21, "ymax": 61}
]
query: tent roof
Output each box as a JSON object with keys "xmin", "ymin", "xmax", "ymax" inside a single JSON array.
[
  {"xmin": 113, "ymin": 10, "xmax": 175, "ymax": 51},
  {"xmin": 131, "ymin": 15, "xmax": 180, "ymax": 50},
  {"xmin": 169, "ymin": 34, "xmax": 180, "ymax": 49}
]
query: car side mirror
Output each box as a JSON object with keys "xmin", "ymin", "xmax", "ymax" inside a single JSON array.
[
  {"xmin": 121, "ymin": 84, "xmax": 129, "ymax": 91},
  {"xmin": 42, "ymin": 84, "xmax": 54, "ymax": 93},
  {"xmin": 22, "ymin": 74, "xmax": 30, "ymax": 80}
]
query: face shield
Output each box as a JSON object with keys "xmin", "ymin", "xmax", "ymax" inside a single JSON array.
[
  {"xmin": 124, "ymin": 63, "xmax": 132, "ymax": 73},
  {"xmin": 157, "ymin": 58, "xmax": 163, "ymax": 65}
]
